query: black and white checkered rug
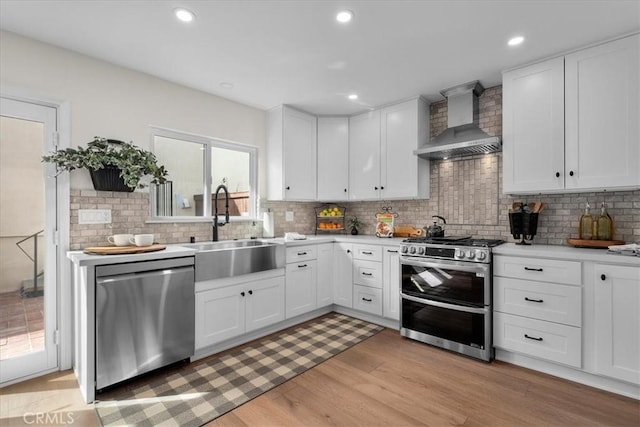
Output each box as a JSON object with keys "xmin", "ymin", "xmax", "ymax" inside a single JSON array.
[{"xmin": 95, "ymin": 313, "xmax": 384, "ymax": 426}]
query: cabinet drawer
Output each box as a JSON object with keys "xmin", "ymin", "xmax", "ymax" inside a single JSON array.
[
  {"xmin": 494, "ymin": 255, "xmax": 581, "ymax": 286},
  {"xmin": 286, "ymin": 246, "xmax": 316, "ymax": 263},
  {"xmin": 494, "ymin": 277, "xmax": 581, "ymax": 327},
  {"xmin": 353, "ymin": 245, "xmax": 383, "ymax": 262},
  {"xmin": 494, "ymin": 312, "xmax": 581, "ymax": 368},
  {"xmin": 353, "ymin": 260, "xmax": 382, "ymax": 289},
  {"xmin": 353, "ymin": 285, "xmax": 383, "ymax": 316}
]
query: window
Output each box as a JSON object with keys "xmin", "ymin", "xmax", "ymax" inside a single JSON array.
[{"xmin": 150, "ymin": 127, "xmax": 258, "ymax": 220}]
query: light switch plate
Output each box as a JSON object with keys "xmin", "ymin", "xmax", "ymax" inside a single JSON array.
[
  {"xmin": 78, "ymin": 209, "xmax": 112, "ymax": 224},
  {"xmin": 285, "ymin": 211, "xmax": 294, "ymax": 221}
]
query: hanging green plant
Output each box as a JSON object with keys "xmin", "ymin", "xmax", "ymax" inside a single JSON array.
[{"xmin": 42, "ymin": 137, "xmax": 168, "ymax": 190}]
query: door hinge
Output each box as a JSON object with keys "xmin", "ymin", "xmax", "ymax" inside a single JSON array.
[
  {"xmin": 53, "ymin": 329, "xmax": 60, "ymax": 345},
  {"xmin": 52, "ymin": 131, "xmax": 60, "ymax": 149}
]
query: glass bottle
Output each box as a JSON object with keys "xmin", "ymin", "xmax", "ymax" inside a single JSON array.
[
  {"xmin": 579, "ymin": 202, "xmax": 594, "ymax": 240},
  {"xmin": 596, "ymin": 202, "xmax": 613, "ymax": 240}
]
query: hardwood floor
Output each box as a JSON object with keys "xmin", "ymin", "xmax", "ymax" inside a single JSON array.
[{"xmin": 1, "ymin": 326, "xmax": 638, "ymax": 426}]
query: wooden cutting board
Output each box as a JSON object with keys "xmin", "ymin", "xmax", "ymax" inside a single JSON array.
[
  {"xmin": 566, "ymin": 238, "xmax": 625, "ymax": 248},
  {"xmin": 83, "ymin": 244, "xmax": 166, "ymax": 255},
  {"xmin": 393, "ymin": 225, "xmax": 423, "ymax": 238}
]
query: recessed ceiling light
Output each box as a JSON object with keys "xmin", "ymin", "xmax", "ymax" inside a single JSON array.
[
  {"xmin": 508, "ymin": 36, "xmax": 525, "ymax": 46},
  {"xmin": 348, "ymin": 94, "xmax": 358, "ymax": 100},
  {"xmin": 336, "ymin": 10, "xmax": 354, "ymax": 23},
  {"xmin": 175, "ymin": 8, "xmax": 195, "ymax": 23},
  {"xmin": 219, "ymin": 82, "xmax": 234, "ymax": 89}
]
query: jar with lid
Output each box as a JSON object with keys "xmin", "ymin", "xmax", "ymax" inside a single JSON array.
[
  {"xmin": 578, "ymin": 202, "xmax": 594, "ymax": 240},
  {"xmin": 596, "ymin": 202, "xmax": 613, "ymax": 240}
]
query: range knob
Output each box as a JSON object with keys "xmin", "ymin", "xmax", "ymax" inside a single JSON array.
[
  {"xmin": 401, "ymin": 246, "xmax": 408, "ymax": 254},
  {"xmin": 466, "ymin": 251, "xmax": 475, "ymax": 259},
  {"xmin": 455, "ymin": 249, "xmax": 465, "ymax": 259},
  {"xmin": 417, "ymin": 247, "xmax": 425, "ymax": 255},
  {"xmin": 477, "ymin": 251, "xmax": 487, "ymax": 261},
  {"xmin": 409, "ymin": 246, "xmax": 416, "ymax": 254}
]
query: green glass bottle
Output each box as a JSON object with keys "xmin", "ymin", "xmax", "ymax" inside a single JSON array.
[{"xmin": 596, "ymin": 202, "xmax": 613, "ymax": 240}]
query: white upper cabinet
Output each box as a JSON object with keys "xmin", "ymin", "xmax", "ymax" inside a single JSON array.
[
  {"xmin": 380, "ymin": 98, "xmax": 430, "ymax": 199},
  {"xmin": 267, "ymin": 105, "xmax": 317, "ymax": 200},
  {"xmin": 349, "ymin": 98, "xmax": 430, "ymax": 201},
  {"xmin": 503, "ymin": 57, "xmax": 565, "ymax": 193},
  {"xmin": 565, "ymin": 35, "xmax": 640, "ymax": 190},
  {"xmin": 502, "ymin": 34, "xmax": 640, "ymax": 194},
  {"xmin": 349, "ymin": 110, "xmax": 382, "ymax": 200},
  {"xmin": 317, "ymin": 117, "xmax": 349, "ymax": 201}
]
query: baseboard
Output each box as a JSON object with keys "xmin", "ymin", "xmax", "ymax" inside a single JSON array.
[
  {"xmin": 332, "ymin": 305, "xmax": 400, "ymax": 330},
  {"xmin": 496, "ymin": 349, "xmax": 640, "ymax": 400}
]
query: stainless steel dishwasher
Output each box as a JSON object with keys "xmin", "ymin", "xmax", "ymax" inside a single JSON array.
[{"xmin": 95, "ymin": 257, "xmax": 195, "ymax": 390}]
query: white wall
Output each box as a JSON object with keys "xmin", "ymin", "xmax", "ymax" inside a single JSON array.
[{"xmin": 0, "ymin": 30, "xmax": 267, "ymax": 194}]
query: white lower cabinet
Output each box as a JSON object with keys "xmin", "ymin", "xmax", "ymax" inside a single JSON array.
[
  {"xmin": 333, "ymin": 243, "xmax": 353, "ymax": 308},
  {"xmin": 285, "ymin": 260, "xmax": 317, "ymax": 318},
  {"xmin": 316, "ymin": 243, "xmax": 334, "ymax": 307},
  {"xmin": 353, "ymin": 284, "xmax": 383, "ymax": 316},
  {"xmin": 593, "ymin": 264, "xmax": 640, "ymax": 385},
  {"xmin": 382, "ymin": 246, "xmax": 400, "ymax": 320},
  {"xmin": 195, "ymin": 275, "xmax": 284, "ymax": 350}
]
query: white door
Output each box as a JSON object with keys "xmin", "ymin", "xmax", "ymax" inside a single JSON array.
[
  {"xmin": 333, "ymin": 243, "xmax": 353, "ymax": 308},
  {"xmin": 0, "ymin": 97, "xmax": 58, "ymax": 383},
  {"xmin": 317, "ymin": 117, "xmax": 349, "ymax": 201},
  {"xmin": 285, "ymin": 260, "xmax": 317, "ymax": 318},
  {"xmin": 315, "ymin": 243, "xmax": 334, "ymax": 307},
  {"xmin": 283, "ymin": 106, "xmax": 317, "ymax": 200},
  {"xmin": 349, "ymin": 111, "xmax": 381, "ymax": 200},
  {"xmin": 382, "ymin": 246, "xmax": 400, "ymax": 321},
  {"xmin": 245, "ymin": 276, "xmax": 285, "ymax": 332}
]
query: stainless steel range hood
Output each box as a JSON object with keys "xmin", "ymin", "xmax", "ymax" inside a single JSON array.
[{"xmin": 415, "ymin": 81, "xmax": 501, "ymax": 160}]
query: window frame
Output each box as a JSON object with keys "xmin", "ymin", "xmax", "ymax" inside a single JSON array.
[{"xmin": 149, "ymin": 126, "xmax": 258, "ymax": 222}]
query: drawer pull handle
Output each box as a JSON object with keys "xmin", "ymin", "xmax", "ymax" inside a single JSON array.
[
  {"xmin": 524, "ymin": 334, "xmax": 543, "ymax": 342},
  {"xmin": 600, "ymin": 274, "xmax": 606, "ymax": 281},
  {"xmin": 524, "ymin": 297, "xmax": 544, "ymax": 303},
  {"xmin": 387, "ymin": 250, "xmax": 398, "ymax": 253},
  {"xmin": 362, "ymin": 297, "xmax": 373, "ymax": 302},
  {"xmin": 248, "ymin": 290, "xmax": 253, "ymax": 295},
  {"xmin": 524, "ymin": 267, "xmax": 543, "ymax": 272},
  {"xmin": 362, "ymin": 251, "xmax": 373, "ymax": 255},
  {"xmin": 362, "ymin": 272, "xmax": 373, "ymax": 276},
  {"xmin": 298, "ymin": 264, "xmax": 308, "ymax": 268},
  {"xmin": 297, "ymin": 251, "xmax": 307, "ymax": 256},
  {"xmin": 241, "ymin": 291, "xmax": 245, "ymax": 297}
]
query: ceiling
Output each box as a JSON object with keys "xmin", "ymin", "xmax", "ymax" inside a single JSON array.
[{"xmin": 1, "ymin": 1, "xmax": 639, "ymax": 115}]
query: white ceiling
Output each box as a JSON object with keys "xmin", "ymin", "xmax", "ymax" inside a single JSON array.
[{"xmin": 1, "ymin": 1, "xmax": 639, "ymax": 115}]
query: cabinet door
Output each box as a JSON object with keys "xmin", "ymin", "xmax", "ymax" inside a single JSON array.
[
  {"xmin": 317, "ymin": 117, "xmax": 349, "ymax": 201},
  {"xmin": 285, "ymin": 260, "xmax": 317, "ymax": 318},
  {"xmin": 502, "ymin": 57, "xmax": 565, "ymax": 194},
  {"xmin": 593, "ymin": 264, "xmax": 640, "ymax": 385},
  {"xmin": 245, "ymin": 276, "xmax": 285, "ymax": 333},
  {"xmin": 382, "ymin": 246, "xmax": 400, "ymax": 321},
  {"xmin": 380, "ymin": 99, "xmax": 430, "ymax": 199},
  {"xmin": 565, "ymin": 35, "xmax": 640, "ymax": 190},
  {"xmin": 349, "ymin": 110, "xmax": 381, "ymax": 200},
  {"xmin": 283, "ymin": 106, "xmax": 317, "ymax": 200},
  {"xmin": 195, "ymin": 285, "xmax": 245, "ymax": 349},
  {"xmin": 333, "ymin": 243, "xmax": 353, "ymax": 307},
  {"xmin": 316, "ymin": 243, "xmax": 334, "ymax": 307}
]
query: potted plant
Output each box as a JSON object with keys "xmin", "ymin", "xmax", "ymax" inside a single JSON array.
[
  {"xmin": 42, "ymin": 137, "xmax": 168, "ymax": 192},
  {"xmin": 347, "ymin": 216, "xmax": 362, "ymax": 235}
]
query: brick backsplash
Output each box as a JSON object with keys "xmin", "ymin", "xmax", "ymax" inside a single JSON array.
[{"xmin": 69, "ymin": 85, "xmax": 639, "ymax": 248}]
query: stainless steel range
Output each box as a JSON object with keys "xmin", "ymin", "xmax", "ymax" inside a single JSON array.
[{"xmin": 399, "ymin": 236, "xmax": 504, "ymax": 362}]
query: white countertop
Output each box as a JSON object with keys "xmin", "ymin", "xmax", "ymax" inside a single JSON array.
[
  {"xmin": 67, "ymin": 245, "xmax": 197, "ymax": 267},
  {"xmin": 261, "ymin": 235, "xmax": 405, "ymax": 246},
  {"xmin": 494, "ymin": 243, "xmax": 640, "ymax": 266}
]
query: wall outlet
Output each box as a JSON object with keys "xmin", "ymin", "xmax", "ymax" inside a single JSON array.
[
  {"xmin": 285, "ymin": 211, "xmax": 294, "ymax": 221},
  {"xmin": 78, "ymin": 209, "xmax": 112, "ymax": 224}
]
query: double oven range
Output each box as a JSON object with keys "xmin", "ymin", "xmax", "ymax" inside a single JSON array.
[{"xmin": 399, "ymin": 236, "xmax": 504, "ymax": 362}]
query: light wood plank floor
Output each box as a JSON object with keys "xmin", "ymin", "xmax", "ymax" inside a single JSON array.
[{"xmin": 1, "ymin": 327, "xmax": 638, "ymax": 426}]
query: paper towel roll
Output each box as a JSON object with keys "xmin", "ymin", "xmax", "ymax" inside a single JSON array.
[{"xmin": 263, "ymin": 210, "xmax": 275, "ymax": 238}]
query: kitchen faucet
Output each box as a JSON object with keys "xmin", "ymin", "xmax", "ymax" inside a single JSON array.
[{"xmin": 212, "ymin": 184, "xmax": 230, "ymax": 242}]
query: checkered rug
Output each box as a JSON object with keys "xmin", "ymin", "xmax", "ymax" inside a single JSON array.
[{"xmin": 94, "ymin": 313, "xmax": 383, "ymax": 426}]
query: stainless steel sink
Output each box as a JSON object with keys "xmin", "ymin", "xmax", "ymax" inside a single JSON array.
[{"xmin": 181, "ymin": 240, "xmax": 285, "ymax": 281}]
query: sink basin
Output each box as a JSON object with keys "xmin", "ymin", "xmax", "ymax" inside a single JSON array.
[{"xmin": 182, "ymin": 240, "xmax": 285, "ymax": 281}]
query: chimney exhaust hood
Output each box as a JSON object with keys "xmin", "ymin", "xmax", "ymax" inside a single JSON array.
[{"xmin": 414, "ymin": 81, "xmax": 501, "ymax": 160}]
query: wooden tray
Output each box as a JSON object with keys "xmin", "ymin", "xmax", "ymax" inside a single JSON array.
[
  {"xmin": 83, "ymin": 244, "xmax": 166, "ymax": 255},
  {"xmin": 566, "ymin": 238, "xmax": 625, "ymax": 249}
]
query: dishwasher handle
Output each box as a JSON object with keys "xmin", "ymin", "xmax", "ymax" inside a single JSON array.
[
  {"xmin": 96, "ymin": 266, "xmax": 194, "ymax": 285},
  {"xmin": 95, "ymin": 256, "xmax": 194, "ymax": 277}
]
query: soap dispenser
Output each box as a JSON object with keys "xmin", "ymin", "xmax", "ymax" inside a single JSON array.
[
  {"xmin": 579, "ymin": 202, "xmax": 594, "ymax": 240},
  {"xmin": 596, "ymin": 202, "xmax": 613, "ymax": 240}
]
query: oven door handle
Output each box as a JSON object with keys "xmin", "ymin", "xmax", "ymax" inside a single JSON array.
[
  {"xmin": 400, "ymin": 258, "xmax": 490, "ymax": 274},
  {"xmin": 401, "ymin": 293, "xmax": 488, "ymax": 315}
]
